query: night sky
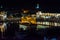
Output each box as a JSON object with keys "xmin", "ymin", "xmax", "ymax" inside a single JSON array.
[{"xmin": 0, "ymin": 0, "xmax": 60, "ymax": 12}]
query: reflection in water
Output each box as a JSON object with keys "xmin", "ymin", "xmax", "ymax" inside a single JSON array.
[
  {"xmin": 44, "ymin": 37, "xmax": 57, "ymax": 40},
  {"xmin": 19, "ymin": 25, "xmax": 27, "ymax": 30},
  {"xmin": 37, "ymin": 25, "xmax": 49, "ymax": 29},
  {"xmin": 51, "ymin": 38, "xmax": 57, "ymax": 40}
]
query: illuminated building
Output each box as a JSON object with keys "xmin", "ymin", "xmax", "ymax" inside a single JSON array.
[
  {"xmin": 36, "ymin": 11, "xmax": 60, "ymax": 29},
  {"xmin": 0, "ymin": 11, "xmax": 7, "ymax": 20},
  {"xmin": 20, "ymin": 15, "xmax": 36, "ymax": 24},
  {"xmin": 0, "ymin": 11, "xmax": 7, "ymax": 32}
]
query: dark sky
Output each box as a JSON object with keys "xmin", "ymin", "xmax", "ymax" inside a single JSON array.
[{"xmin": 0, "ymin": 0, "xmax": 60, "ymax": 12}]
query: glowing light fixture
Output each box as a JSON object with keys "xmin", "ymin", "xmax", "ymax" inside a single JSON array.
[{"xmin": 22, "ymin": 9, "xmax": 29, "ymax": 13}]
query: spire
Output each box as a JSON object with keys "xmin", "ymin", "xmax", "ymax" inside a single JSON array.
[{"xmin": 36, "ymin": 3, "xmax": 39, "ymax": 9}]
